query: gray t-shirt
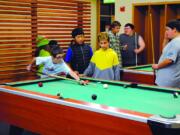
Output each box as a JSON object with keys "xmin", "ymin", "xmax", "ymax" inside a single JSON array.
[{"xmin": 156, "ymin": 37, "xmax": 180, "ymax": 88}]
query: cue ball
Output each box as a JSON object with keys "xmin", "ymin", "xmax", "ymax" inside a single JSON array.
[
  {"xmin": 92, "ymin": 94, "xmax": 97, "ymax": 100},
  {"xmin": 173, "ymin": 92, "xmax": 179, "ymax": 98},
  {"xmin": 103, "ymin": 84, "xmax": 108, "ymax": 89},
  {"xmin": 38, "ymin": 82, "xmax": 43, "ymax": 87}
]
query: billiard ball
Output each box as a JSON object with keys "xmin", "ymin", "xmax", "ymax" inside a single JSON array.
[
  {"xmin": 57, "ymin": 93, "xmax": 64, "ymax": 99},
  {"xmin": 84, "ymin": 80, "xmax": 89, "ymax": 85},
  {"xmin": 38, "ymin": 82, "xmax": 43, "ymax": 87},
  {"xmin": 103, "ymin": 84, "xmax": 108, "ymax": 89},
  {"xmin": 92, "ymin": 94, "xmax": 97, "ymax": 100},
  {"xmin": 173, "ymin": 92, "xmax": 179, "ymax": 98},
  {"xmin": 59, "ymin": 72, "xmax": 66, "ymax": 76}
]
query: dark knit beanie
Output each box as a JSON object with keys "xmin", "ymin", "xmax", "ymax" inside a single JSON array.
[{"xmin": 71, "ymin": 28, "xmax": 84, "ymax": 38}]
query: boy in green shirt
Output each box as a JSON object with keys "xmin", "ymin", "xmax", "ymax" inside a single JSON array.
[{"xmin": 35, "ymin": 36, "xmax": 51, "ymax": 77}]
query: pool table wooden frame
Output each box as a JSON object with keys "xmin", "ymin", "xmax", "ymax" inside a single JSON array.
[
  {"xmin": 0, "ymin": 79, "xmax": 180, "ymax": 135},
  {"xmin": 121, "ymin": 64, "xmax": 155, "ymax": 85}
]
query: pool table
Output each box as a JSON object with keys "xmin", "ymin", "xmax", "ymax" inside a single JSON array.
[
  {"xmin": 121, "ymin": 64, "xmax": 155, "ymax": 85},
  {"xmin": 0, "ymin": 78, "xmax": 180, "ymax": 135}
]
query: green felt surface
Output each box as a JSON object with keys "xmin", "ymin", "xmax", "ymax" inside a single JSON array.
[
  {"xmin": 13, "ymin": 79, "xmax": 180, "ymax": 116},
  {"xmin": 134, "ymin": 66, "xmax": 153, "ymax": 72},
  {"xmin": 128, "ymin": 65, "xmax": 153, "ymax": 72}
]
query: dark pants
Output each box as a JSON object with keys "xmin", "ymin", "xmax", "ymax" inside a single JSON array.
[{"xmin": 9, "ymin": 125, "xmax": 23, "ymax": 135}]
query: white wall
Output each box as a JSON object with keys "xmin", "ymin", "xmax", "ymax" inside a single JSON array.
[{"xmin": 115, "ymin": 0, "xmax": 180, "ymax": 33}]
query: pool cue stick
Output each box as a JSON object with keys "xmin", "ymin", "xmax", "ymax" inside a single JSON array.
[
  {"xmin": 45, "ymin": 72, "xmax": 96, "ymax": 86},
  {"xmin": 31, "ymin": 69, "xmax": 78, "ymax": 82},
  {"xmin": 31, "ymin": 69, "xmax": 95, "ymax": 86},
  {"xmin": 149, "ymin": 13, "xmax": 155, "ymax": 64},
  {"xmin": 135, "ymin": 32, "xmax": 138, "ymax": 66},
  {"xmin": 48, "ymin": 74, "xmax": 78, "ymax": 82},
  {"xmin": 149, "ymin": 13, "xmax": 156, "ymax": 84}
]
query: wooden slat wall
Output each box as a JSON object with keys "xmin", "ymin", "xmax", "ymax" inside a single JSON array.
[
  {"xmin": 36, "ymin": 0, "xmax": 91, "ymax": 51},
  {"xmin": 0, "ymin": 0, "xmax": 91, "ymax": 83},
  {"xmin": 0, "ymin": 0, "xmax": 34, "ymax": 83}
]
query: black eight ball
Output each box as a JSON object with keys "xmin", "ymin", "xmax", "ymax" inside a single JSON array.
[
  {"xmin": 173, "ymin": 92, "xmax": 179, "ymax": 98},
  {"xmin": 92, "ymin": 94, "xmax": 97, "ymax": 100}
]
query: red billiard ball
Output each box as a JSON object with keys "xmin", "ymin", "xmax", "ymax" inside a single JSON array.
[
  {"xmin": 84, "ymin": 80, "xmax": 89, "ymax": 85},
  {"xmin": 38, "ymin": 82, "xmax": 43, "ymax": 87},
  {"xmin": 86, "ymin": 80, "xmax": 89, "ymax": 83}
]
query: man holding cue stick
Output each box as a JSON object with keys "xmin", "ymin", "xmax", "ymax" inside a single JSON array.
[{"xmin": 119, "ymin": 23, "xmax": 145, "ymax": 67}]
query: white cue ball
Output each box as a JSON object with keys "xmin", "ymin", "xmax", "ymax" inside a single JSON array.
[{"xmin": 103, "ymin": 84, "xmax": 108, "ymax": 89}]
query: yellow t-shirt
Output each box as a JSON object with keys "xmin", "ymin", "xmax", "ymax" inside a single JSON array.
[{"xmin": 91, "ymin": 48, "xmax": 119, "ymax": 70}]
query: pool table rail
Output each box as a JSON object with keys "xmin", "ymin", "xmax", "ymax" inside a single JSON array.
[
  {"xmin": 148, "ymin": 115, "xmax": 180, "ymax": 128},
  {"xmin": 121, "ymin": 64, "xmax": 155, "ymax": 85}
]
